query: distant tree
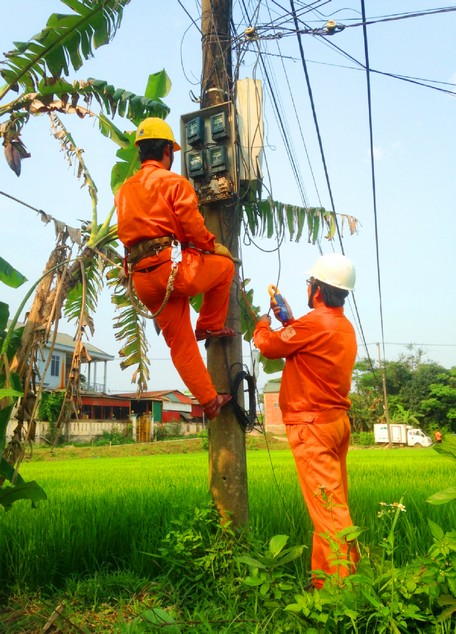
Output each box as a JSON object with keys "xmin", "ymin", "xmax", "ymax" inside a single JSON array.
[
  {"xmin": 420, "ymin": 369, "xmax": 456, "ymax": 431},
  {"xmin": 400, "ymin": 362, "xmax": 447, "ymax": 412},
  {"xmin": 390, "ymin": 403, "xmax": 422, "ymax": 427},
  {"xmin": 349, "ymin": 391, "xmax": 381, "ymax": 431}
]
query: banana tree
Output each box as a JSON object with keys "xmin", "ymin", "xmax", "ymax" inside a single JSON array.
[{"xmin": 0, "ymin": 0, "xmax": 173, "ymax": 472}]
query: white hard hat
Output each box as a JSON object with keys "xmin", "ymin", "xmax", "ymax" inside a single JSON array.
[{"xmin": 306, "ymin": 253, "xmax": 356, "ymax": 291}]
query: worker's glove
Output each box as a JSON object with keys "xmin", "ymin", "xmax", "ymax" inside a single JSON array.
[{"xmin": 213, "ymin": 242, "xmax": 234, "ymax": 260}]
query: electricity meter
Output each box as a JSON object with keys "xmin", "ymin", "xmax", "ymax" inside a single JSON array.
[
  {"xmin": 208, "ymin": 145, "xmax": 228, "ymax": 174},
  {"xmin": 185, "ymin": 117, "xmax": 204, "ymax": 147},
  {"xmin": 186, "ymin": 150, "xmax": 205, "ymax": 178},
  {"xmin": 210, "ymin": 111, "xmax": 229, "ymax": 141}
]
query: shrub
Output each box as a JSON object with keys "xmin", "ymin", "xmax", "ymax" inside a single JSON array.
[
  {"xmin": 359, "ymin": 431, "xmax": 374, "ymax": 446},
  {"xmin": 155, "ymin": 422, "xmax": 182, "ymax": 441},
  {"xmin": 92, "ymin": 430, "xmax": 134, "ymax": 446}
]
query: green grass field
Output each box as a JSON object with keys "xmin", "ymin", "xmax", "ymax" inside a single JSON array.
[{"xmin": 1, "ymin": 445, "xmax": 454, "ymax": 595}]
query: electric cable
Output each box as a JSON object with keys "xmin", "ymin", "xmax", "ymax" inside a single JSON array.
[
  {"xmin": 360, "ymin": 0, "xmax": 386, "ymax": 363},
  {"xmin": 230, "ymin": 363, "xmax": 257, "ymax": 432}
]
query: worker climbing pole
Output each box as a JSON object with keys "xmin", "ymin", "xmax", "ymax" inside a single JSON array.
[{"xmin": 200, "ymin": 0, "xmax": 249, "ymax": 527}]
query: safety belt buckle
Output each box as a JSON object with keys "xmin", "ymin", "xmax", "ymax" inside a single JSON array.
[{"xmin": 171, "ymin": 239, "xmax": 182, "ymax": 264}]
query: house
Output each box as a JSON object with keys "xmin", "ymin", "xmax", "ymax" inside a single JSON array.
[
  {"xmin": 116, "ymin": 389, "xmax": 205, "ymax": 441},
  {"xmin": 263, "ymin": 380, "xmax": 284, "ymax": 434},
  {"xmin": 35, "ymin": 330, "xmax": 115, "ymax": 393},
  {"xmin": 6, "ymin": 322, "xmax": 205, "ymax": 443}
]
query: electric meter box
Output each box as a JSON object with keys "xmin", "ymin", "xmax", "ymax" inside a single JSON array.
[
  {"xmin": 180, "ymin": 102, "xmax": 237, "ymax": 205},
  {"xmin": 186, "ymin": 150, "xmax": 205, "ymax": 178},
  {"xmin": 210, "ymin": 111, "xmax": 229, "ymax": 141},
  {"xmin": 185, "ymin": 116, "xmax": 205, "ymax": 147},
  {"xmin": 208, "ymin": 145, "xmax": 228, "ymax": 173}
]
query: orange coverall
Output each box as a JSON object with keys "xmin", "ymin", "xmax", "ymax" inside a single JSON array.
[
  {"xmin": 253, "ymin": 305, "xmax": 358, "ymax": 587},
  {"xmin": 115, "ymin": 160, "xmax": 234, "ymax": 406}
]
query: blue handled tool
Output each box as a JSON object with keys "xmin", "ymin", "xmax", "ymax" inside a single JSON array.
[{"xmin": 268, "ymin": 284, "xmax": 290, "ymax": 322}]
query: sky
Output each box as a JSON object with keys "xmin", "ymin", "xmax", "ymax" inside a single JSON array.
[{"xmin": 1, "ymin": 0, "xmax": 455, "ymax": 395}]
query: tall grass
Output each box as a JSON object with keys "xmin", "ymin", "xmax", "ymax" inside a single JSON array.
[{"xmin": 1, "ymin": 447, "xmax": 454, "ymax": 595}]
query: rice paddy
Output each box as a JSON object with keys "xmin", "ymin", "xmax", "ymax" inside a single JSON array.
[{"xmin": 1, "ymin": 446, "xmax": 455, "ymax": 595}]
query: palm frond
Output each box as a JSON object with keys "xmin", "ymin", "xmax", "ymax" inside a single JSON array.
[
  {"xmin": 241, "ymin": 198, "xmax": 359, "ymax": 243},
  {"xmin": 88, "ymin": 78, "xmax": 169, "ymax": 123},
  {"xmin": 64, "ymin": 249, "xmax": 105, "ymax": 335},
  {"xmin": 49, "ymin": 112, "xmax": 98, "ymax": 199},
  {"xmin": 106, "ymin": 260, "xmax": 150, "ymax": 393},
  {"xmin": 0, "ymin": 0, "xmax": 132, "ymax": 99}
]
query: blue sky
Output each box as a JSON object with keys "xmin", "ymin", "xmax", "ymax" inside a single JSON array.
[{"xmin": 1, "ymin": 1, "xmax": 455, "ymax": 393}]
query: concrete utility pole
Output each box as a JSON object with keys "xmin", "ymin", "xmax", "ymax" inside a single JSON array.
[{"xmin": 201, "ymin": 0, "xmax": 249, "ymax": 527}]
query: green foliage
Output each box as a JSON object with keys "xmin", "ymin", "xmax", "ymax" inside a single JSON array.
[
  {"xmin": 106, "ymin": 256, "xmax": 151, "ymax": 392},
  {"xmin": 38, "ymin": 391, "xmax": 65, "ymax": 424},
  {"xmin": 0, "ymin": 481, "xmax": 47, "ymax": 512},
  {"xmin": 238, "ymin": 534, "xmax": 305, "ymax": 608},
  {"xmin": 0, "ymin": 0, "xmax": 132, "ymax": 94},
  {"xmin": 351, "ymin": 431, "xmax": 374, "ymax": 446},
  {"xmin": 420, "ymin": 371, "xmax": 456, "ymax": 431},
  {"xmin": 284, "ymin": 505, "xmax": 455, "ymax": 632},
  {"xmin": 241, "ymin": 199, "xmax": 358, "ymax": 243},
  {"xmin": 92, "ymin": 430, "xmax": 134, "ymax": 446},
  {"xmin": 352, "ymin": 354, "xmax": 455, "ymax": 434},
  {"xmin": 155, "ymin": 423, "xmax": 183, "ymax": 441},
  {"xmin": 65, "ymin": 569, "xmax": 149, "ymax": 607},
  {"xmin": 0, "ymin": 268, "xmax": 45, "ymax": 510},
  {"xmin": 0, "ymin": 258, "xmax": 27, "ymax": 288},
  {"xmin": 198, "ymin": 428, "xmax": 208, "ymax": 450},
  {"xmin": 142, "ymin": 504, "xmax": 244, "ymax": 600}
]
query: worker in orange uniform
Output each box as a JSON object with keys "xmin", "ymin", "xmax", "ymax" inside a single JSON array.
[
  {"xmin": 254, "ymin": 253, "xmax": 359, "ymax": 589},
  {"xmin": 115, "ymin": 118, "xmax": 235, "ymax": 420}
]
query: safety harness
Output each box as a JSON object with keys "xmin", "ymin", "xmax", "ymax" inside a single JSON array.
[{"xmin": 124, "ymin": 236, "xmax": 182, "ymax": 319}]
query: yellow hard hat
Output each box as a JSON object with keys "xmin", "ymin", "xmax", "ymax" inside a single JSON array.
[{"xmin": 135, "ymin": 117, "xmax": 181, "ymax": 151}]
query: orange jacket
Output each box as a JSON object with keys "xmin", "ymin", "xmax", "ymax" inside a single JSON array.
[
  {"xmin": 115, "ymin": 160, "xmax": 215, "ymax": 251},
  {"xmin": 254, "ymin": 305, "xmax": 357, "ymax": 423}
]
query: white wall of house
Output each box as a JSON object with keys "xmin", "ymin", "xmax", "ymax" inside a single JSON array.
[
  {"xmin": 5, "ymin": 418, "xmax": 130, "ymax": 444},
  {"xmin": 38, "ymin": 350, "xmax": 66, "ymax": 389}
]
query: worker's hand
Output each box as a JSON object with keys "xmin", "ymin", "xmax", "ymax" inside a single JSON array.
[
  {"xmin": 257, "ymin": 313, "xmax": 272, "ymax": 326},
  {"xmin": 270, "ymin": 298, "xmax": 294, "ymax": 324},
  {"xmin": 213, "ymin": 242, "xmax": 234, "ymax": 260}
]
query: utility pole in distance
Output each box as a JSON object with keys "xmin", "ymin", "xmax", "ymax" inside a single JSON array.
[{"xmin": 200, "ymin": 0, "xmax": 248, "ymax": 527}]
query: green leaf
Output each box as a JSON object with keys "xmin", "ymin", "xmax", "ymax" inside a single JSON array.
[
  {"xmin": 426, "ymin": 487, "xmax": 456, "ymax": 505},
  {"xmin": 140, "ymin": 608, "xmax": 180, "ymax": 633},
  {"xmin": 428, "ymin": 519, "xmax": 445, "ymax": 540},
  {"xmin": 243, "ymin": 575, "xmax": 264, "ymax": 587},
  {"xmin": 269, "ymin": 534, "xmax": 289, "ymax": 558},
  {"xmin": 0, "ymin": 481, "xmax": 47, "ymax": 511},
  {"xmin": 0, "ymin": 257, "xmax": 27, "ymax": 288},
  {"xmin": 0, "ymin": 388, "xmax": 23, "ymax": 399},
  {"xmin": 338, "ymin": 525, "xmax": 364, "ymax": 541},
  {"xmin": 0, "ymin": 457, "xmax": 25, "ymax": 485},
  {"xmin": 273, "ymin": 545, "xmax": 305, "ymax": 566},
  {"xmin": 237, "ymin": 554, "xmax": 266, "ymax": 569},
  {"xmin": 145, "ymin": 70, "xmax": 172, "ymax": 100},
  {"xmin": 0, "ymin": 302, "xmax": 9, "ymax": 331},
  {"xmin": 0, "ymin": 0, "xmax": 131, "ymax": 98}
]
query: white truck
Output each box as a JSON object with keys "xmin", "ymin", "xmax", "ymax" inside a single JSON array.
[{"xmin": 373, "ymin": 424, "xmax": 433, "ymax": 448}]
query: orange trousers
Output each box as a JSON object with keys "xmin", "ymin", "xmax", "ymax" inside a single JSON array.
[
  {"xmin": 132, "ymin": 248, "xmax": 234, "ymax": 405},
  {"xmin": 286, "ymin": 413, "xmax": 359, "ymax": 588}
]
